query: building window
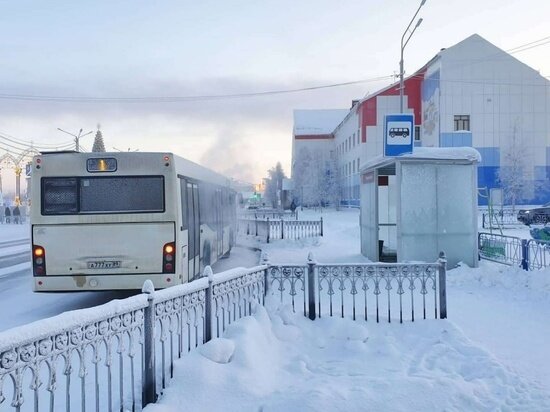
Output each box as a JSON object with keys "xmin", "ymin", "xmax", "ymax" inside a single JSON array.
[
  {"xmin": 352, "ymin": 133, "xmax": 356, "ymax": 147},
  {"xmin": 357, "ymin": 131, "xmax": 360, "ymax": 144},
  {"xmin": 415, "ymin": 126, "xmax": 421, "ymax": 141},
  {"xmin": 454, "ymin": 115, "xmax": 470, "ymax": 131}
]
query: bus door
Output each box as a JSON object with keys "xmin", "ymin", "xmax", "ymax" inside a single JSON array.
[
  {"xmin": 216, "ymin": 189, "xmax": 223, "ymax": 257},
  {"xmin": 186, "ymin": 182, "xmax": 200, "ymax": 280}
]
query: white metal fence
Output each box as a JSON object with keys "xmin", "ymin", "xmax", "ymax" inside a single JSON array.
[
  {"xmin": 0, "ymin": 254, "xmax": 448, "ymax": 411},
  {"xmin": 238, "ymin": 218, "xmax": 323, "ymax": 243},
  {"xmin": 264, "ymin": 252, "xmax": 447, "ymax": 323},
  {"xmin": 0, "ymin": 265, "xmax": 266, "ymax": 411}
]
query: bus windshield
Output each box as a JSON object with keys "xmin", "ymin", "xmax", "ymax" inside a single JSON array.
[{"xmin": 42, "ymin": 176, "xmax": 165, "ymax": 215}]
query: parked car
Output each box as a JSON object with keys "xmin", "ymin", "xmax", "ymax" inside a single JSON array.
[{"xmin": 517, "ymin": 202, "xmax": 550, "ymax": 225}]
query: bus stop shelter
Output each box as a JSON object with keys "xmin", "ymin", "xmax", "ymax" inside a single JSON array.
[{"xmin": 359, "ymin": 147, "xmax": 480, "ymax": 267}]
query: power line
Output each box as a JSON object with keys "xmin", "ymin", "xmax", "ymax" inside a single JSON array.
[
  {"xmin": 0, "ymin": 35, "xmax": 547, "ymax": 104},
  {"xmin": 0, "ymin": 144, "xmax": 36, "ymax": 160},
  {"xmin": 0, "ymin": 76, "xmax": 395, "ymax": 103},
  {"xmin": 0, "ymin": 130, "xmax": 74, "ymax": 149},
  {"xmin": 0, "ymin": 133, "xmax": 74, "ymax": 151},
  {"xmin": 396, "ymin": 35, "xmax": 550, "ymax": 87},
  {"xmin": 506, "ymin": 36, "xmax": 550, "ymax": 53}
]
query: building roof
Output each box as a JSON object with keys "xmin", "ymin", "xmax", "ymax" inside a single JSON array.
[
  {"xmin": 293, "ymin": 109, "xmax": 348, "ymax": 136},
  {"xmin": 360, "ymin": 147, "xmax": 482, "ymax": 173}
]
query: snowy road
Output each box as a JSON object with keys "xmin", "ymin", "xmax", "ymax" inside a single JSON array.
[
  {"xmin": 0, "ymin": 248, "xmax": 29, "ymax": 269},
  {"xmin": 0, "ymin": 223, "xmax": 259, "ymax": 332}
]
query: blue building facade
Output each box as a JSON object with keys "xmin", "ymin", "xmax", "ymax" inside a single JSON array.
[{"xmin": 420, "ymin": 35, "xmax": 550, "ymax": 205}]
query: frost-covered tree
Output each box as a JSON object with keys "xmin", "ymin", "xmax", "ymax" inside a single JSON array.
[
  {"xmin": 293, "ymin": 147, "xmax": 314, "ymax": 206},
  {"xmin": 319, "ymin": 151, "xmax": 341, "ymax": 209},
  {"xmin": 293, "ymin": 147, "xmax": 340, "ymax": 208},
  {"xmin": 264, "ymin": 162, "xmax": 286, "ymax": 209},
  {"xmin": 497, "ymin": 120, "xmax": 531, "ymax": 210},
  {"xmin": 92, "ymin": 126, "xmax": 106, "ymax": 152}
]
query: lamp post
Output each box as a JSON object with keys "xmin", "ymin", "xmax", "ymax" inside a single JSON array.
[
  {"xmin": 57, "ymin": 128, "xmax": 93, "ymax": 152},
  {"xmin": 399, "ymin": 0, "xmax": 426, "ymax": 113}
]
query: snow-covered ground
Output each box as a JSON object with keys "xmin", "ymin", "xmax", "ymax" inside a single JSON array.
[
  {"xmin": 146, "ymin": 208, "xmax": 550, "ymax": 411},
  {"xmin": 2, "ymin": 210, "xmax": 550, "ymax": 410}
]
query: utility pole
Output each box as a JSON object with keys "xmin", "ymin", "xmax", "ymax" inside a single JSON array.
[
  {"xmin": 399, "ymin": 0, "xmax": 427, "ymax": 113},
  {"xmin": 57, "ymin": 128, "xmax": 93, "ymax": 152}
]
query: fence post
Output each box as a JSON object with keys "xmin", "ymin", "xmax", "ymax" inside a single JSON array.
[
  {"xmin": 255, "ymin": 216, "xmax": 258, "ymax": 236},
  {"xmin": 267, "ymin": 218, "xmax": 270, "ymax": 243},
  {"xmin": 320, "ymin": 217, "xmax": 323, "ymax": 237},
  {"xmin": 261, "ymin": 252, "xmax": 270, "ymax": 298},
  {"xmin": 482, "ymin": 213, "xmax": 486, "ymax": 229},
  {"xmin": 307, "ymin": 252, "xmax": 316, "ymax": 320},
  {"xmin": 142, "ymin": 280, "xmax": 157, "ymax": 407},
  {"xmin": 438, "ymin": 251, "xmax": 447, "ymax": 319},
  {"xmin": 521, "ymin": 239, "xmax": 529, "ymax": 271},
  {"xmin": 281, "ymin": 219, "xmax": 284, "ymax": 239},
  {"xmin": 204, "ymin": 266, "xmax": 214, "ymax": 343}
]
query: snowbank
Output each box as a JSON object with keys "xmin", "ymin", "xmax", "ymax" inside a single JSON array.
[{"xmin": 146, "ymin": 303, "xmax": 550, "ymax": 412}]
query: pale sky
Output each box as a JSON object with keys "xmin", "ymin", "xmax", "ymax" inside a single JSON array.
[{"xmin": 1, "ymin": 0, "xmax": 549, "ymax": 190}]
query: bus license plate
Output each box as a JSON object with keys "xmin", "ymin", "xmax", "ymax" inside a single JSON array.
[{"xmin": 87, "ymin": 260, "xmax": 121, "ymax": 269}]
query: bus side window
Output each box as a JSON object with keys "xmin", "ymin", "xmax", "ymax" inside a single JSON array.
[{"xmin": 179, "ymin": 178, "xmax": 188, "ymax": 230}]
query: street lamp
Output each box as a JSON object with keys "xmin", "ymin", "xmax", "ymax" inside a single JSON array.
[
  {"xmin": 399, "ymin": 0, "xmax": 426, "ymax": 113},
  {"xmin": 57, "ymin": 128, "xmax": 93, "ymax": 152}
]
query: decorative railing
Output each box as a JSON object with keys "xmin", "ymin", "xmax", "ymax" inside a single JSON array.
[
  {"xmin": 481, "ymin": 212, "xmax": 522, "ymax": 228},
  {"xmin": 478, "ymin": 232, "xmax": 550, "ymax": 270},
  {"xmin": 0, "ymin": 265, "xmax": 268, "ymax": 411},
  {"xmin": 265, "ymin": 252, "xmax": 447, "ymax": 323},
  {"xmin": 210, "ymin": 267, "xmax": 266, "ymax": 338},
  {"xmin": 478, "ymin": 232, "xmax": 523, "ymax": 267},
  {"xmin": 0, "ymin": 295, "xmax": 148, "ymax": 412},
  {"xmin": 0, "ymin": 252, "xmax": 451, "ymax": 411},
  {"xmin": 238, "ymin": 218, "xmax": 323, "ymax": 243},
  {"xmin": 238, "ymin": 210, "xmax": 298, "ymax": 220},
  {"xmin": 527, "ymin": 239, "xmax": 550, "ymax": 270}
]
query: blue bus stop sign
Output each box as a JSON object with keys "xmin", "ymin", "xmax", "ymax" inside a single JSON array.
[{"xmin": 384, "ymin": 114, "xmax": 414, "ymax": 157}]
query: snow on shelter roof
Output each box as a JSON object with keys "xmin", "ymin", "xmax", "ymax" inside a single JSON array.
[
  {"xmin": 293, "ymin": 109, "xmax": 348, "ymax": 136},
  {"xmin": 360, "ymin": 147, "xmax": 482, "ymax": 173}
]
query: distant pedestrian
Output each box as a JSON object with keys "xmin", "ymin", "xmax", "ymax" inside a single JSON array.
[
  {"xmin": 4, "ymin": 206, "xmax": 11, "ymax": 224},
  {"xmin": 13, "ymin": 206, "xmax": 21, "ymax": 224},
  {"xmin": 290, "ymin": 200, "xmax": 297, "ymax": 213}
]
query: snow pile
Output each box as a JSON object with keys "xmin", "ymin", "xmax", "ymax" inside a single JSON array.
[
  {"xmin": 199, "ymin": 338, "xmax": 235, "ymax": 364},
  {"xmin": 146, "ymin": 303, "xmax": 550, "ymax": 412},
  {"xmin": 449, "ymin": 260, "xmax": 550, "ymax": 299}
]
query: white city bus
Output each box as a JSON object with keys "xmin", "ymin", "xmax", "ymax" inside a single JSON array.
[{"xmin": 30, "ymin": 151, "xmax": 236, "ymax": 292}]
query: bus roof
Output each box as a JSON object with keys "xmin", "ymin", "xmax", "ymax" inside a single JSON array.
[{"xmin": 33, "ymin": 151, "xmax": 232, "ymax": 188}]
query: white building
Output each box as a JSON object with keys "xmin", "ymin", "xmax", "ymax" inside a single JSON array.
[
  {"xmin": 292, "ymin": 34, "xmax": 550, "ymax": 206},
  {"xmin": 292, "ymin": 109, "xmax": 348, "ymax": 206}
]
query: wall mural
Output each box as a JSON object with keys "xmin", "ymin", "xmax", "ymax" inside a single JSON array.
[{"xmin": 422, "ymin": 69, "xmax": 440, "ymax": 144}]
